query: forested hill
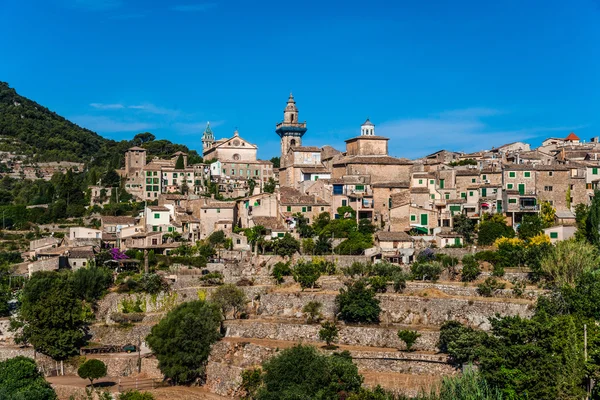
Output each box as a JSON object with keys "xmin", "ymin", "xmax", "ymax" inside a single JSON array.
[{"xmin": 0, "ymin": 82, "xmax": 109, "ymax": 162}]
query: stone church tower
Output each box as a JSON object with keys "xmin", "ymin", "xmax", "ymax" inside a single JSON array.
[
  {"xmin": 276, "ymin": 93, "xmax": 307, "ymax": 167},
  {"xmin": 202, "ymin": 122, "xmax": 215, "ymax": 155}
]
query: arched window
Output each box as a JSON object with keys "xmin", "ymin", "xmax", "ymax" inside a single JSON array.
[
  {"xmin": 290, "ymin": 139, "xmax": 296, "ymax": 146},
  {"xmin": 291, "ymin": 114, "xmax": 295, "ymax": 123}
]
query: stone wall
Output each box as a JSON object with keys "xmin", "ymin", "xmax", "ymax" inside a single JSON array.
[
  {"xmin": 224, "ymin": 320, "xmax": 440, "ymax": 352},
  {"xmin": 257, "ymin": 292, "xmax": 534, "ymax": 330}
]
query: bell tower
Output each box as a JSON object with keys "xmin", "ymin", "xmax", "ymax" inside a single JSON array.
[
  {"xmin": 276, "ymin": 93, "xmax": 307, "ymax": 167},
  {"xmin": 202, "ymin": 121, "xmax": 215, "ymax": 156}
]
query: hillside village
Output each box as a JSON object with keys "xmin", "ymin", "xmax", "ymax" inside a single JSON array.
[{"xmin": 2, "ymin": 93, "xmax": 600, "ymax": 400}]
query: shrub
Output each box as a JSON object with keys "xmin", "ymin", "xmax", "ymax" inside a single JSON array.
[
  {"xmin": 240, "ymin": 368, "xmax": 263, "ymax": 399},
  {"xmin": 110, "ymin": 312, "xmax": 145, "ymax": 324},
  {"xmin": 302, "ymin": 301, "xmax": 323, "ymax": 324},
  {"xmin": 397, "ymin": 329, "xmax": 421, "ymax": 352},
  {"xmin": 199, "ymin": 271, "xmax": 224, "ymax": 286},
  {"xmin": 511, "ymin": 279, "xmax": 526, "ymax": 298},
  {"xmin": 271, "ymin": 262, "xmax": 292, "ymax": 284},
  {"xmin": 410, "ymin": 262, "xmax": 442, "ymax": 282},
  {"xmin": 336, "ymin": 280, "xmax": 381, "ymax": 324},
  {"xmin": 477, "ymin": 277, "xmax": 506, "ymax": 297},
  {"xmin": 319, "ymin": 321, "xmax": 339, "ymax": 348},
  {"xmin": 461, "ymin": 255, "xmax": 481, "ymax": 282},
  {"xmin": 119, "ymin": 390, "xmax": 155, "ymax": 400},
  {"xmin": 392, "ymin": 272, "xmax": 408, "ymax": 293},
  {"xmin": 77, "ymin": 359, "xmax": 107, "ymax": 387},
  {"xmin": 368, "ymin": 276, "xmax": 388, "ymax": 293}
]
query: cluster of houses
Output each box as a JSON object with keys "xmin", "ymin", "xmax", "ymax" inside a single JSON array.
[{"xmin": 26, "ymin": 95, "xmax": 600, "ymax": 274}]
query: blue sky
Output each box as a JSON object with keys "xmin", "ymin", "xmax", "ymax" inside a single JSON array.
[{"xmin": 1, "ymin": 0, "xmax": 598, "ymax": 159}]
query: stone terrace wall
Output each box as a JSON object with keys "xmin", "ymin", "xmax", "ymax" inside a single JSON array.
[
  {"xmin": 224, "ymin": 320, "xmax": 440, "ymax": 352},
  {"xmin": 258, "ymin": 292, "xmax": 534, "ymax": 330},
  {"xmin": 206, "ymin": 340, "xmax": 456, "ymax": 398}
]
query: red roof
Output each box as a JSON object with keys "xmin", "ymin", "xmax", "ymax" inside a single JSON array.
[{"xmin": 565, "ymin": 132, "xmax": 580, "ymax": 141}]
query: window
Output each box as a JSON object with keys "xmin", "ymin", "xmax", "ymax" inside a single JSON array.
[
  {"xmin": 333, "ymin": 185, "xmax": 343, "ymax": 195},
  {"xmin": 355, "ymin": 185, "xmax": 364, "ymax": 192},
  {"xmin": 153, "ymin": 178, "xmax": 159, "ymax": 184},
  {"xmin": 153, "ymin": 226, "xmax": 158, "ymax": 232},
  {"xmin": 321, "ymin": 207, "xmax": 325, "ymax": 211},
  {"xmin": 509, "ymin": 172, "xmax": 516, "ymax": 178},
  {"xmin": 594, "ymin": 168, "xmax": 598, "ymax": 175},
  {"xmin": 549, "ymin": 171, "xmax": 553, "ymax": 177},
  {"xmin": 431, "ymin": 194, "xmax": 435, "ymax": 199},
  {"xmin": 153, "ymin": 171, "xmax": 157, "ymax": 176},
  {"xmin": 168, "ymin": 227, "xmax": 173, "ymax": 232},
  {"xmin": 445, "ymin": 193, "xmax": 450, "ymax": 199},
  {"xmin": 550, "ymin": 232, "xmax": 558, "ymax": 239},
  {"xmin": 482, "ymin": 175, "xmax": 487, "ymax": 180},
  {"xmin": 430, "ymin": 179, "xmax": 434, "ymax": 184},
  {"xmin": 73, "ymin": 262, "xmax": 77, "ymax": 266},
  {"xmin": 154, "ymin": 213, "xmax": 160, "ymax": 219},
  {"xmin": 146, "ymin": 178, "xmax": 152, "ymax": 184},
  {"xmin": 278, "ymin": 232, "xmax": 285, "ymax": 238},
  {"xmin": 236, "ymin": 239, "xmax": 241, "ymax": 244},
  {"xmin": 83, "ymin": 261, "xmax": 86, "ymax": 266},
  {"xmin": 173, "ymin": 173, "xmax": 177, "ymax": 178},
  {"xmin": 418, "ymin": 179, "xmax": 423, "ymax": 184},
  {"xmin": 307, "ymin": 206, "xmax": 312, "ymax": 211},
  {"xmin": 587, "ymin": 183, "xmax": 593, "ymax": 189},
  {"xmin": 469, "ymin": 191, "xmax": 474, "ymax": 197},
  {"xmin": 439, "ymin": 179, "xmax": 445, "ymax": 189},
  {"xmin": 341, "ymin": 200, "xmax": 347, "ymax": 206},
  {"xmin": 287, "ymin": 206, "xmax": 292, "ymax": 212},
  {"xmin": 508, "ymin": 198, "xmax": 517, "ymax": 204},
  {"xmin": 460, "ymin": 192, "xmax": 466, "ymax": 198},
  {"xmin": 524, "ymin": 171, "xmax": 531, "ymax": 178},
  {"xmin": 544, "ymin": 186, "xmax": 553, "ymax": 191},
  {"xmin": 217, "ymin": 208, "xmax": 220, "ymax": 213},
  {"xmin": 471, "ymin": 178, "xmax": 476, "ymax": 183},
  {"xmin": 507, "ymin": 183, "xmax": 513, "ymax": 189},
  {"xmin": 410, "ymin": 214, "xmax": 416, "ymax": 222},
  {"xmin": 146, "ymin": 171, "xmax": 152, "ymax": 176},
  {"xmin": 302, "ymin": 207, "xmax": 306, "ymax": 212}
]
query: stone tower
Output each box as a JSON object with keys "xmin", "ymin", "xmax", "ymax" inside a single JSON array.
[
  {"xmin": 125, "ymin": 146, "xmax": 147, "ymax": 175},
  {"xmin": 276, "ymin": 93, "xmax": 307, "ymax": 166},
  {"xmin": 202, "ymin": 121, "xmax": 215, "ymax": 156}
]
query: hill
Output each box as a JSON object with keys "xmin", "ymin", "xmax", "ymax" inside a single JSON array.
[{"xmin": 0, "ymin": 82, "xmax": 109, "ymax": 162}]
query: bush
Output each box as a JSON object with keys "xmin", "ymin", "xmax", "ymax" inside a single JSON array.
[
  {"xmin": 477, "ymin": 220, "xmax": 514, "ymax": 246},
  {"xmin": 0, "ymin": 356, "xmax": 57, "ymax": 400},
  {"xmin": 302, "ymin": 301, "xmax": 323, "ymax": 324},
  {"xmin": 461, "ymin": 255, "xmax": 481, "ymax": 282},
  {"xmin": 336, "ymin": 280, "xmax": 381, "ymax": 324},
  {"xmin": 77, "ymin": 359, "xmax": 107, "ymax": 387},
  {"xmin": 319, "ymin": 321, "xmax": 339, "ymax": 348},
  {"xmin": 271, "ymin": 262, "xmax": 292, "ymax": 284},
  {"xmin": 110, "ymin": 312, "xmax": 145, "ymax": 324},
  {"xmin": 511, "ymin": 279, "xmax": 526, "ymax": 298},
  {"xmin": 70, "ymin": 266, "xmax": 113, "ymax": 304},
  {"xmin": 119, "ymin": 390, "xmax": 155, "ymax": 400},
  {"xmin": 368, "ymin": 276, "xmax": 388, "ymax": 293},
  {"xmin": 240, "ymin": 368, "xmax": 263, "ymax": 399},
  {"xmin": 199, "ymin": 271, "xmax": 224, "ymax": 286},
  {"xmin": 397, "ymin": 329, "xmax": 421, "ymax": 352},
  {"xmin": 410, "ymin": 262, "xmax": 442, "ymax": 282},
  {"xmin": 477, "ymin": 277, "xmax": 506, "ymax": 297}
]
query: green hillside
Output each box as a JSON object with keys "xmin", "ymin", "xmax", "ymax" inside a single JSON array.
[{"xmin": 0, "ymin": 82, "xmax": 109, "ymax": 162}]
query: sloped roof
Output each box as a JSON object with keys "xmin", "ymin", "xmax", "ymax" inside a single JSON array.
[
  {"xmin": 101, "ymin": 216, "xmax": 136, "ymax": 225},
  {"xmin": 376, "ymin": 231, "xmax": 412, "ymax": 242},
  {"xmin": 565, "ymin": 132, "xmax": 580, "ymax": 141},
  {"xmin": 252, "ymin": 216, "xmax": 287, "ymax": 231},
  {"xmin": 280, "ymin": 187, "xmax": 329, "ymax": 206}
]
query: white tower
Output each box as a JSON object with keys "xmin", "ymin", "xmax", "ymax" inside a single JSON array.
[{"xmin": 361, "ymin": 118, "xmax": 375, "ymax": 136}]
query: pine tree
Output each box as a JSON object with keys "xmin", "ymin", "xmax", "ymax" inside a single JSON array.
[{"xmin": 175, "ymin": 154, "xmax": 185, "ymax": 169}]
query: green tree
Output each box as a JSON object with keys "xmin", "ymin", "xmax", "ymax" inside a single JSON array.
[
  {"xmin": 461, "ymin": 254, "xmax": 481, "ymax": 282},
  {"xmin": 319, "ymin": 321, "xmax": 339, "ymax": 348},
  {"xmin": 540, "ymin": 239, "xmax": 600, "ymax": 287},
  {"xmin": 336, "ymin": 280, "xmax": 381, "ymax": 324},
  {"xmin": 437, "ymin": 367, "xmax": 504, "ymax": 400},
  {"xmin": 453, "ymin": 214, "xmax": 476, "ymax": 244},
  {"xmin": 0, "ymin": 356, "xmax": 57, "ymax": 400},
  {"xmin": 211, "ymin": 284, "xmax": 247, "ymax": 319},
  {"xmin": 271, "ymin": 233, "xmax": 300, "ymax": 257},
  {"xmin": 302, "ymin": 301, "xmax": 323, "ymax": 324},
  {"xmin": 314, "ymin": 235, "xmax": 332, "ymax": 255},
  {"xmin": 208, "ymin": 230, "xmax": 226, "ymax": 247},
  {"xmin": 587, "ymin": 190, "xmax": 600, "ymax": 246},
  {"xmin": 146, "ymin": 301, "xmax": 222, "ymax": 384},
  {"xmin": 77, "ymin": 359, "xmax": 107, "ymax": 388},
  {"xmin": 133, "ymin": 132, "xmax": 156, "ymax": 145},
  {"xmin": 302, "ymin": 238, "xmax": 315, "ymax": 254},
  {"xmin": 14, "ymin": 271, "xmax": 88, "ymax": 364},
  {"xmin": 175, "ymin": 154, "xmax": 185, "ymax": 169},
  {"xmin": 256, "ymin": 345, "xmax": 363, "ymax": 399},
  {"xmin": 410, "ymin": 262, "xmax": 443, "ymax": 282},
  {"xmin": 269, "ymin": 157, "xmax": 280, "ymax": 169},
  {"xmin": 517, "ymin": 214, "xmax": 543, "ymax": 241},
  {"xmin": 70, "ymin": 265, "xmax": 113, "ymax": 305},
  {"xmin": 574, "ymin": 203, "xmax": 589, "ymax": 241},
  {"xmin": 271, "ymin": 261, "xmax": 291, "ymax": 284},
  {"xmin": 293, "ymin": 260, "xmax": 321, "ymax": 290},
  {"xmin": 477, "ymin": 219, "xmax": 514, "ymax": 246},
  {"xmin": 540, "ymin": 201, "xmax": 556, "ymax": 228},
  {"xmin": 397, "ymin": 329, "xmax": 421, "ymax": 352},
  {"xmin": 263, "ymin": 178, "xmax": 276, "ymax": 194}
]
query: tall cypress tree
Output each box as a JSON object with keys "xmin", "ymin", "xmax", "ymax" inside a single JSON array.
[
  {"xmin": 175, "ymin": 154, "xmax": 185, "ymax": 169},
  {"xmin": 585, "ymin": 190, "xmax": 600, "ymax": 246}
]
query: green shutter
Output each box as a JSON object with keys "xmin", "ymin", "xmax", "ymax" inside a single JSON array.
[
  {"xmin": 481, "ymin": 188, "xmax": 487, "ymax": 197},
  {"xmin": 430, "ymin": 180, "xmax": 434, "ymax": 184},
  {"xmin": 524, "ymin": 171, "xmax": 531, "ymax": 178},
  {"xmin": 445, "ymin": 193, "xmax": 450, "ymax": 199},
  {"xmin": 509, "ymin": 172, "xmax": 516, "ymax": 178},
  {"xmin": 287, "ymin": 206, "xmax": 291, "ymax": 212},
  {"xmin": 454, "ymin": 237, "xmax": 461, "ymax": 246},
  {"xmin": 461, "ymin": 192, "xmax": 466, "ymax": 198},
  {"xmin": 420, "ymin": 214, "xmax": 428, "ymax": 226},
  {"xmin": 154, "ymin": 213, "xmax": 160, "ymax": 219},
  {"xmin": 518, "ymin": 184, "xmax": 525, "ymax": 195},
  {"xmin": 410, "ymin": 215, "xmax": 416, "ymax": 222},
  {"xmin": 439, "ymin": 179, "xmax": 445, "ymax": 189},
  {"xmin": 550, "ymin": 232, "xmax": 558, "ymax": 239},
  {"xmin": 342, "ymin": 200, "xmax": 347, "ymax": 206},
  {"xmin": 594, "ymin": 168, "xmax": 598, "ymax": 175},
  {"xmin": 497, "ymin": 200, "xmax": 502, "ymax": 213},
  {"xmin": 302, "ymin": 206, "xmax": 307, "ymax": 212},
  {"xmin": 469, "ymin": 191, "xmax": 474, "ymax": 197}
]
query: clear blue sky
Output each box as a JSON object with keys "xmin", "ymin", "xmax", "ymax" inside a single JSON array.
[{"xmin": 1, "ymin": 0, "xmax": 598, "ymax": 159}]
